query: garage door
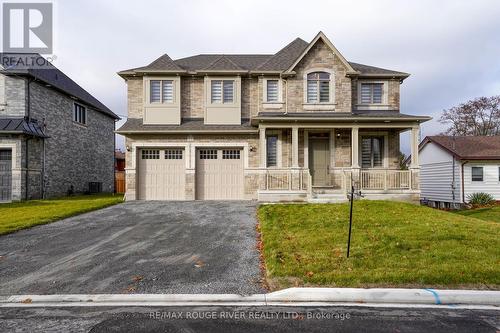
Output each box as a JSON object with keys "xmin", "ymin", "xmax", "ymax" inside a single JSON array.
[
  {"xmin": 196, "ymin": 148, "xmax": 244, "ymax": 200},
  {"xmin": 0, "ymin": 150, "xmax": 12, "ymax": 202},
  {"xmin": 138, "ymin": 148, "xmax": 185, "ymax": 200}
]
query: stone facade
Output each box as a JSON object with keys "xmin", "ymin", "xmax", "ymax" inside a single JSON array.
[
  {"xmin": 0, "ymin": 75, "xmax": 116, "ymax": 201},
  {"xmin": 119, "ymin": 35, "xmax": 419, "ymax": 202}
]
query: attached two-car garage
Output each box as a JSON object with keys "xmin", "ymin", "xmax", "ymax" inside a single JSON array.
[{"xmin": 137, "ymin": 147, "xmax": 244, "ymax": 200}]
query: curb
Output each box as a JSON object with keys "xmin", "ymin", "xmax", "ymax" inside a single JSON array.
[{"xmin": 0, "ymin": 288, "xmax": 499, "ymax": 308}]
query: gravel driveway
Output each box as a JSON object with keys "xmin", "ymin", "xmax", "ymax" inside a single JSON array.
[{"xmin": 0, "ymin": 201, "xmax": 264, "ymax": 295}]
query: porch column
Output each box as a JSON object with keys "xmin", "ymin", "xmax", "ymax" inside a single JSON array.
[
  {"xmin": 259, "ymin": 127, "xmax": 266, "ymax": 168},
  {"xmin": 303, "ymin": 130, "xmax": 309, "ymax": 168},
  {"xmin": 292, "ymin": 126, "xmax": 299, "ymax": 168},
  {"xmin": 351, "ymin": 126, "xmax": 360, "ymax": 169},
  {"xmin": 410, "ymin": 125, "xmax": 420, "ymax": 169}
]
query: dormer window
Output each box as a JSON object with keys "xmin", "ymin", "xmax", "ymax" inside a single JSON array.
[
  {"xmin": 211, "ymin": 80, "xmax": 234, "ymax": 104},
  {"xmin": 307, "ymin": 72, "xmax": 330, "ymax": 103},
  {"xmin": 150, "ymin": 80, "xmax": 174, "ymax": 103}
]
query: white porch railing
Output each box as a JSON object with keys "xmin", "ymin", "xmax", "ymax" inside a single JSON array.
[
  {"xmin": 264, "ymin": 168, "xmax": 310, "ymax": 191},
  {"xmin": 262, "ymin": 168, "xmax": 419, "ymax": 192}
]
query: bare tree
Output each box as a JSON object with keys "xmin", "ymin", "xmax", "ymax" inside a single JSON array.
[{"xmin": 439, "ymin": 96, "xmax": 500, "ymax": 136}]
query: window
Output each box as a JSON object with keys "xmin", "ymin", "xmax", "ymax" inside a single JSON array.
[
  {"xmin": 222, "ymin": 150, "xmax": 240, "ymax": 159},
  {"xmin": 360, "ymin": 83, "xmax": 383, "ymax": 104},
  {"xmin": 199, "ymin": 149, "xmax": 218, "ymax": 159},
  {"xmin": 150, "ymin": 80, "xmax": 161, "ymax": 103},
  {"xmin": 141, "ymin": 149, "xmax": 160, "ymax": 159},
  {"xmin": 165, "ymin": 149, "xmax": 183, "ymax": 160},
  {"xmin": 471, "ymin": 167, "xmax": 483, "ymax": 181},
  {"xmin": 266, "ymin": 135, "xmax": 278, "ymax": 167},
  {"xmin": 150, "ymin": 80, "xmax": 174, "ymax": 103},
  {"xmin": 73, "ymin": 103, "xmax": 86, "ymax": 125},
  {"xmin": 0, "ymin": 150, "xmax": 11, "ymax": 161},
  {"xmin": 307, "ymin": 72, "xmax": 330, "ymax": 103},
  {"xmin": 266, "ymin": 80, "xmax": 279, "ymax": 102},
  {"xmin": 162, "ymin": 80, "xmax": 174, "ymax": 103},
  {"xmin": 211, "ymin": 80, "xmax": 234, "ymax": 104},
  {"xmin": 361, "ymin": 137, "xmax": 384, "ymax": 168}
]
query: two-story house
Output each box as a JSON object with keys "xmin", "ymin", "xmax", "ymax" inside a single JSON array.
[
  {"xmin": 0, "ymin": 53, "xmax": 119, "ymax": 201},
  {"xmin": 117, "ymin": 32, "xmax": 431, "ymax": 202}
]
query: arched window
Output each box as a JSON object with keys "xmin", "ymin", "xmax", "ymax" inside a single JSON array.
[{"xmin": 307, "ymin": 72, "xmax": 330, "ymax": 103}]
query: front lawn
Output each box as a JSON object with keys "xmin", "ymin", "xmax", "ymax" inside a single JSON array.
[
  {"xmin": 258, "ymin": 201, "xmax": 500, "ymax": 290},
  {"xmin": 454, "ymin": 205, "xmax": 500, "ymax": 223},
  {"xmin": 0, "ymin": 194, "xmax": 123, "ymax": 235}
]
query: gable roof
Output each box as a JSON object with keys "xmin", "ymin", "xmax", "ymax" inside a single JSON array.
[
  {"xmin": 285, "ymin": 31, "xmax": 356, "ymax": 74},
  {"xmin": 118, "ymin": 32, "xmax": 409, "ymax": 78},
  {"xmin": 421, "ymin": 136, "xmax": 500, "ymax": 160},
  {"xmin": 0, "ymin": 53, "xmax": 119, "ymax": 120}
]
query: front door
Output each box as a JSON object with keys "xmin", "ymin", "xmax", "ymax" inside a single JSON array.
[{"xmin": 309, "ymin": 139, "xmax": 330, "ymax": 186}]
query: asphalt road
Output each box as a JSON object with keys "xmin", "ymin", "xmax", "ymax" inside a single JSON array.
[
  {"xmin": 0, "ymin": 201, "xmax": 263, "ymax": 295},
  {"xmin": 0, "ymin": 306, "xmax": 498, "ymax": 332}
]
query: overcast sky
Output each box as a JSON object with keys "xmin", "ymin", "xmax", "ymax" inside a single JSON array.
[{"xmin": 49, "ymin": 0, "xmax": 500, "ymax": 152}]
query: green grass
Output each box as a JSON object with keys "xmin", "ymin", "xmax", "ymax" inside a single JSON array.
[
  {"xmin": 258, "ymin": 201, "xmax": 500, "ymax": 290},
  {"xmin": 0, "ymin": 194, "xmax": 123, "ymax": 235},
  {"xmin": 454, "ymin": 205, "xmax": 500, "ymax": 223}
]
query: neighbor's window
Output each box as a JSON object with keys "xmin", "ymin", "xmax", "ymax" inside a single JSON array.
[
  {"xmin": 361, "ymin": 137, "xmax": 384, "ymax": 168},
  {"xmin": 307, "ymin": 72, "xmax": 330, "ymax": 103},
  {"xmin": 211, "ymin": 80, "xmax": 234, "ymax": 104},
  {"xmin": 150, "ymin": 80, "xmax": 174, "ymax": 103},
  {"xmin": 471, "ymin": 167, "xmax": 483, "ymax": 181},
  {"xmin": 266, "ymin": 80, "xmax": 279, "ymax": 102},
  {"xmin": 266, "ymin": 135, "xmax": 278, "ymax": 167},
  {"xmin": 360, "ymin": 83, "xmax": 383, "ymax": 104},
  {"xmin": 73, "ymin": 103, "xmax": 86, "ymax": 125}
]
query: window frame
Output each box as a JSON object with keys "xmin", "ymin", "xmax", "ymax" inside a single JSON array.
[
  {"xmin": 357, "ymin": 80, "xmax": 389, "ymax": 107},
  {"xmin": 359, "ymin": 133, "xmax": 389, "ymax": 169},
  {"xmin": 262, "ymin": 78, "xmax": 283, "ymax": 104},
  {"xmin": 471, "ymin": 166, "xmax": 484, "ymax": 182},
  {"xmin": 360, "ymin": 82, "xmax": 384, "ymax": 104},
  {"xmin": 302, "ymin": 68, "xmax": 335, "ymax": 109},
  {"xmin": 265, "ymin": 130, "xmax": 283, "ymax": 168},
  {"xmin": 73, "ymin": 102, "xmax": 87, "ymax": 125},
  {"xmin": 210, "ymin": 79, "xmax": 235, "ymax": 104},
  {"xmin": 150, "ymin": 79, "xmax": 174, "ymax": 104}
]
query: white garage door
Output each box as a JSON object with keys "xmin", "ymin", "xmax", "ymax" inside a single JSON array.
[
  {"xmin": 196, "ymin": 148, "xmax": 244, "ymax": 200},
  {"xmin": 138, "ymin": 148, "xmax": 185, "ymax": 200}
]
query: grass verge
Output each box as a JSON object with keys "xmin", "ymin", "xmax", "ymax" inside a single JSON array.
[
  {"xmin": 0, "ymin": 194, "xmax": 123, "ymax": 235},
  {"xmin": 258, "ymin": 201, "xmax": 500, "ymax": 290}
]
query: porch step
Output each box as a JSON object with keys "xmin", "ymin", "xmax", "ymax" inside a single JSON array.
[{"xmin": 309, "ymin": 193, "xmax": 348, "ymax": 203}]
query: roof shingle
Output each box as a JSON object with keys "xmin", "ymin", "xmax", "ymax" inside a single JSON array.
[{"xmin": 423, "ymin": 136, "xmax": 500, "ymax": 160}]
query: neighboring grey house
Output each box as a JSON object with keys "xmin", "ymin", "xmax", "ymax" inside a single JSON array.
[
  {"xmin": 0, "ymin": 53, "xmax": 119, "ymax": 202},
  {"xmin": 117, "ymin": 32, "xmax": 430, "ymax": 202},
  {"xmin": 419, "ymin": 136, "xmax": 500, "ymax": 208}
]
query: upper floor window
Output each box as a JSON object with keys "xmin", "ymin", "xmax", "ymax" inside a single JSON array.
[
  {"xmin": 361, "ymin": 136, "xmax": 384, "ymax": 168},
  {"xmin": 150, "ymin": 80, "xmax": 174, "ymax": 103},
  {"xmin": 307, "ymin": 72, "xmax": 330, "ymax": 103},
  {"xmin": 73, "ymin": 103, "xmax": 86, "ymax": 125},
  {"xmin": 266, "ymin": 80, "xmax": 279, "ymax": 102},
  {"xmin": 471, "ymin": 167, "xmax": 483, "ymax": 181},
  {"xmin": 211, "ymin": 80, "xmax": 234, "ymax": 104},
  {"xmin": 360, "ymin": 83, "xmax": 383, "ymax": 104}
]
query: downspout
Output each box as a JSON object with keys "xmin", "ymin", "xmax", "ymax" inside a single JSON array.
[
  {"xmin": 25, "ymin": 78, "xmax": 32, "ymax": 200},
  {"xmin": 461, "ymin": 160, "xmax": 468, "ymax": 204},
  {"xmin": 451, "ymin": 155, "xmax": 456, "ymax": 206}
]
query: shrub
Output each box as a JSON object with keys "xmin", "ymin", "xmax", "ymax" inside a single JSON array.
[{"xmin": 467, "ymin": 192, "xmax": 495, "ymax": 206}]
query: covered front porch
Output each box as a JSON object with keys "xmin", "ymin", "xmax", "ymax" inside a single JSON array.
[{"xmin": 256, "ymin": 122, "xmax": 421, "ymax": 202}]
